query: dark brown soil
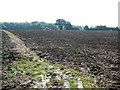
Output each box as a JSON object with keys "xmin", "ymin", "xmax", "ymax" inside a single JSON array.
[{"xmin": 4, "ymin": 30, "xmax": 120, "ymax": 88}]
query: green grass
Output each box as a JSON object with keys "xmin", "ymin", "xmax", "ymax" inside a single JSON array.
[
  {"xmin": 46, "ymin": 82, "xmax": 52, "ymax": 86},
  {"xmin": 36, "ymin": 76, "xmax": 42, "ymax": 81},
  {"xmin": 70, "ymin": 83, "xmax": 78, "ymax": 88},
  {"xmin": 53, "ymin": 63, "xmax": 67, "ymax": 69},
  {"xmin": 68, "ymin": 80, "xmax": 78, "ymax": 88},
  {"xmin": 4, "ymin": 59, "xmax": 99, "ymax": 88},
  {"xmin": 5, "ymin": 72, "xmax": 14, "ymax": 77},
  {"xmin": 81, "ymin": 75, "xmax": 95, "ymax": 88},
  {"xmin": 5, "ymin": 60, "xmax": 45, "ymax": 76},
  {"xmin": 29, "ymin": 53, "xmax": 39, "ymax": 59},
  {"xmin": 30, "ymin": 72, "xmax": 44, "ymax": 76},
  {"xmin": 4, "ymin": 58, "xmax": 99, "ymax": 88},
  {"xmin": 3, "ymin": 30, "xmax": 17, "ymax": 38},
  {"xmin": 69, "ymin": 69, "xmax": 83, "ymax": 76},
  {"xmin": 57, "ymin": 79, "xmax": 65, "ymax": 83}
]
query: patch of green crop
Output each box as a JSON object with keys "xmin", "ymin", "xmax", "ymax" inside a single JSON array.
[
  {"xmin": 46, "ymin": 69, "xmax": 53, "ymax": 74},
  {"xmin": 69, "ymin": 80, "xmax": 75, "ymax": 83},
  {"xmin": 68, "ymin": 80, "xmax": 78, "ymax": 88},
  {"xmin": 16, "ymin": 60, "xmax": 38, "ymax": 68},
  {"xmin": 30, "ymin": 71, "xmax": 44, "ymax": 76},
  {"xmin": 69, "ymin": 70, "xmax": 83, "ymax": 76},
  {"xmin": 41, "ymin": 58, "xmax": 48, "ymax": 63},
  {"xmin": 11, "ymin": 67, "xmax": 17, "ymax": 71},
  {"xmin": 29, "ymin": 53, "xmax": 39, "ymax": 59},
  {"xmin": 31, "ymin": 77, "xmax": 36, "ymax": 81},
  {"xmin": 81, "ymin": 76, "xmax": 94, "ymax": 88},
  {"xmin": 75, "ymin": 77, "xmax": 78, "ymax": 81},
  {"xmin": 32, "ymin": 68, "xmax": 40, "ymax": 71},
  {"xmin": 4, "ymin": 60, "xmax": 48, "ymax": 79},
  {"xmin": 52, "ymin": 79, "xmax": 65, "ymax": 83},
  {"xmin": 36, "ymin": 76, "xmax": 42, "ymax": 81},
  {"xmin": 46, "ymin": 82, "xmax": 52, "ymax": 87},
  {"xmin": 70, "ymin": 83, "xmax": 78, "ymax": 88},
  {"xmin": 38, "ymin": 66, "xmax": 47, "ymax": 71},
  {"xmin": 18, "ymin": 64, "xmax": 28, "ymax": 69},
  {"xmin": 82, "ymin": 80, "xmax": 91, "ymax": 88},
  {"xmin": 57, "ymin": 79, "xmax": 65, "ymax": 83},
  {"xmin": 90, "ymin": 74, "xmax": 95, "ymax": 77},
  {"xmin": 3, "ymin": 30, "xmax": 17, "ymax": 38},
  {"xmin": 5, "ymin": 72, "xmax": 14, "ymax": 77}
]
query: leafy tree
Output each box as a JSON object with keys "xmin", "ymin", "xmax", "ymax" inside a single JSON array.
[
  {"xmin": 55, "ymin": 19, "xmax": 75, "ymax": 30},
  {"xmin": 84, "ymin": 25, "xmax": 89, "ymax": 30},
  {"xmin": 56, "ymin": 19, "xmax": 67, "ymax": 30},
  {"xmin": 64, "ymin": 21, "xmax": 73, "ymax": 30}
]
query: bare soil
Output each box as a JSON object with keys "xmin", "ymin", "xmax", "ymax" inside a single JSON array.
[{"xmin": 3, "ymin": 30, "xmax": 120, "ymax": 89}]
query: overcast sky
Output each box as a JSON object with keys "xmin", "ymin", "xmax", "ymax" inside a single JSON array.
[{"xmin": 0, "ymin": 0, "xmax": 119, "ymax": 27}]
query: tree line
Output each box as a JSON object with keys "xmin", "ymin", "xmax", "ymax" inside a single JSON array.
[
  {"xmin": 84, "ymin": 25, "xmax": 119, "ymax": 31},
  {"xmin": 0, "ymin": 19, "xmax": 119, "ymax": 31}
]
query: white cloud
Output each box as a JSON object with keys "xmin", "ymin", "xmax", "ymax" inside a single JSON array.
[{"xmin": 0, "ymin": 0, "xmax": 119, "ymax": 27}]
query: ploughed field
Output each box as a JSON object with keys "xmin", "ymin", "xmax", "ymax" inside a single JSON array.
[{"xmin": 3, "ymin": 30, "xmax": 119, "ymax": 88}]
